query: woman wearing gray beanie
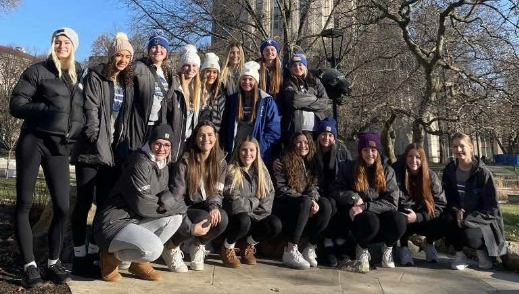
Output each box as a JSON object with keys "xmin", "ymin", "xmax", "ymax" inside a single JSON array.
[
  {"xmin": 70, "ymin": 32, "xmax": 135, "ymax": 278},
  {"xmin": 10, "ymin": 27, "xmax": 84, "ymax": 288}
]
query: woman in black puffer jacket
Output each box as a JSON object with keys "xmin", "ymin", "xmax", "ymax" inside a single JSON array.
[{"xmin": 9, "ymin": 28, "xmax": 84, "ymax": 288}]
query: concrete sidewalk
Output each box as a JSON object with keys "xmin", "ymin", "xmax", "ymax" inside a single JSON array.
[{"xmin": 68, "ymin": 251, "xmax": 519, "ymax": 294}]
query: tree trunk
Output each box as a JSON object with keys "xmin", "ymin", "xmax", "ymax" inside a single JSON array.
[
  {"xmin": 6, "ymin": 149, "xmax": 12, "ymax": 179},
  {"xmin": 412, "ymin": 119, "xmax": 424, "ymax": 145},
  {"xmin": 381, "ymin": 114, "xmax": 397, "ymax": 163}
]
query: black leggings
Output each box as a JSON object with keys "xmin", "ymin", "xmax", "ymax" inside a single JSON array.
[
  {"xmin": 170, "ymin": 206, "xmax": 229, "ymax": 246},
  {"xmin": 349, "ymin": 210, "xmax": 407, "ymax": 248},
  {"xmin": 15, "ymin": 131, "xmax": 71, "ymax": 263},
  {"xmin": 224, "ymin": 213, "xmax": 282, "ymax": 244},
  {"xmin": 71, "ymin": 163, "xmax": 120, "ymax": 247},
  {"xmin": 273, "ymin": 196, "xmax": 332, "ymax": 245},
  {"xmin": 400, "ymin": 217, "xmax": 446, "ymax": 247},
  {"xmin": 439, "ymin": 214, "xmax": 485, "ymax": 251}
]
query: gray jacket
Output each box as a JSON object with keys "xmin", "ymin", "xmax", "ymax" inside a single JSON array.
[
  {"xmin": 273, "ymin": 158, "xmax": 320, "ymax": 201},
  {"xmin": 330, "ymin": 157, "xmax": 399, "ymax": 214},
  {"xmin": 222, "ymin": 165, "xmax": 275, "ymax": 221},
  {"xmin": 93, "ymin": 147, "xmax": 187, "ymax": 250}
]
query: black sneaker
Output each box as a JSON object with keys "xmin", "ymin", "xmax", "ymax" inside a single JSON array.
[
  {"xmin": 21, "ymin": 265, "xmax": 43, "ymax": 288},
  {"xmin": 324, "ymin": 246, "xmax": 338, "ymax": 267},
  {"xmin": 45, "ymin": 261, "xmax": 71, "ymax": 284},
  {"xmin": 72, "ymin": 255, "xmax": 101, "ymax": 279}
]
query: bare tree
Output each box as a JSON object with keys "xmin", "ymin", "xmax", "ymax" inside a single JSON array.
[{"xmin": 0, "ymin": 0, "xmax": 20, "ymax": 14}]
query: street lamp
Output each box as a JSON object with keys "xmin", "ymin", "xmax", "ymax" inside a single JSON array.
[{"xmin": 320, "ymin": 28, "xmax": 344, "ymax": 126}]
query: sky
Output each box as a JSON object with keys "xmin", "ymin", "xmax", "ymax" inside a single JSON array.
[{"xmin": 0, "ymin": 0, "xmax": 133, "ymax": 61}]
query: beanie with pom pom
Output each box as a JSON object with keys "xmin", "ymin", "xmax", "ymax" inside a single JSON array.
[{"xmin": 108, "ymin": 32, "xmax": 134, "ymax": 59}]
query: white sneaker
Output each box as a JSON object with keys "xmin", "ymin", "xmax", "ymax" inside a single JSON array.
[
  {"xmin": 355, "ymin": 245, "xmax": 370, "ymax": 273},
  {"xmin": 189, "ymin": 244, "xmax": 206, "ymax": 271},
  {"xmin": 399, "ymin": 247, "xmax": 414, "ymax": 266},
  {"xmin": 282, "ymin": 245, "xmax": 310, "ymax": 269},
  {"xmin": 162, "ymin": 247, "xmax": 188, "ymax": 273},
  {"xmin": 425, "ymin": 243, "xmax": 438, "ymax": 263},
  {"xmin": 451, "ymin": 251, "xmax": 468, "ymax": 270},
  {"xmin": 302, "ymin": 244, "xmax": 318, "ymax": 267},
  {"xmin": 118, "ymin": 260, "xmax": 131, "ymax": 270},
  {"xmin": 476, "ymin": 250, "xmax": 492, "ymax": 270},
  {"xmin": 381, "ymin": 244, "xmax": 395, "ymax": 268}
]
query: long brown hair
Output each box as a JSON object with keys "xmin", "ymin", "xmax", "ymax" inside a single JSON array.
[
  {"xmin": 259, "ymin": 55, "xmax": 282, "ymax": 95},
  {"xmin": 200, "ymin": 68, "xmax": 221, "ymax": 107},
  {"xmin": 282, "ymin": 132, "xmax": 319, "ymax": 193},
  {"xmin": 236, "ymin": 81, "xmax": 260, "ymax": 123},
  {"xmin": 354, "ymin": 149, "xmax": 386, "ymax": 194},
  {"xmin": 186, "ymin": 120, "xmax": 223, "ymax": 196},
  {"xmin": 228, "ymin": 136, "xmax": 272, "ymax": 199},
  {"xmin": 403, "ymin": 144, "xmax": 435, "ymax": 216},
  {"xmin": 220, "ymin": 42, "xmax": 244, "ymax": 85},
  {"xmin": 102, "ymin": 55, "xmax": 134, "ymax": 86}
]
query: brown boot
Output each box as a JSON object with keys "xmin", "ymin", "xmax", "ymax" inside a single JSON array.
[
  {"xmin": 220, "ymin": 245, "xmax": 241, "ymax": 268},
  {"xmin": 237, "ymin": 240, "xmax": 257, "ymax": 265},
  {"xmin": 100, "ymin": 251, "xmax": 122, "ymax": 282},
  {"xmin": 128, "ymin": 262, "xmax": 162, "ymax": 281}
]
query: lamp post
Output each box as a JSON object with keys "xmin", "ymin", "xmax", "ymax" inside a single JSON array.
[{"xmin": 320, "ymin": 28, "xmax": 344, "ymax": 124}]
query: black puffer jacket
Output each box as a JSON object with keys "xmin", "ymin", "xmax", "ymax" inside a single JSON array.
[
  {"xmin": 392, "ymin": 159, "xmax": 446, "ymax": 223},
  {"xmin": 442, "ymin": 157, "xmax": 506, "ymax": 256},
  {"xmin": 130, "ymin": 58, "xmax": 173, "ymax": 150},
  {"xmin": 281, "ymin": 73, "xmax": 328, "ymax": 137},
  {"xmin": 93, "ymin": 147, "xmax": 187, "ymax": 250},
  {"xmin": 71, "ymin": 64, "xmax": 133, "ymax": 166},
  {"xmin": 330, "ymin": 157, "xmax": 399, "ymax": 214},
  {"xmin": 316, "ymin": 141, "xmax": 352, "ymax": 195},
  {"xmin": 222, "ymin": 165, "xmax": 275, "ymax": 221},
  {"xmin": 166, "ymin": 75, "xmax": 191, "ymax": 163},
  {"xmin": 10, "ymin": 58, "xmax": 84, "ymax": 143}
]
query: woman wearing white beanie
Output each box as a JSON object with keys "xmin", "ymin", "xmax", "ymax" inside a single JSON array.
[
  {"xmin": 168, "ymin": 44, "xmax": 202, "ymax": 162},
  {"xmin": 221, "ymin": 61, "xmax": 281, "ymax": 163},
  {"xmin": 199, "ymin": 52, "xmax": 226, "ymax": 133}
]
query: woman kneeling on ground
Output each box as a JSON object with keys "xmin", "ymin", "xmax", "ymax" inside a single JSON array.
[
  {"xmin": 162, "ymin": 120, "xmax": 228, "ymax": 272},
  {"xmin": 273, "ymin": 131, "xmax": 333, "ymax": 269},
  {"xmin": 94, "ymin": 124, "xmax": 186, "ymax": 282},
  {"xmin": 393, "ymin": 143, "xmax": 446, "ymax": 266},
  {"xmin": 220, "ymin": 137, "xmax": 282, "ymax": 267},
  {"xmin": 330, "ymin": 132, "xmax": 406, "ymax": 273},
  {"xmin": 442, "ymin": 133, "xmax": 506, "ymax": 270}
]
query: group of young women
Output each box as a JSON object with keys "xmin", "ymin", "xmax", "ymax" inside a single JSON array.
[{"xmin": 10, "ymin": 27, "xmax": 506, "ymax": 288}]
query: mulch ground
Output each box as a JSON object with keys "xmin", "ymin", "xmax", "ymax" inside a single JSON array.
[{"xmin": 0, "ymin": 202, "xmax": 71, "ymax": 294}]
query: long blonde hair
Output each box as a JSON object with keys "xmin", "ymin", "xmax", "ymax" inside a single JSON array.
[
  {"xmin": 49, "ymin": 37, "xmax": 77, "ymax": 84},
  {"xmin": 353, "ymin": 151, "xmax": 387, "ymax": 194},
  {"xmin": 220, "ymin": 42, "xmax": 244, "ymax": 85},
  {"xmin": 228, "ymin": 136, "xmax": 272, "ymax": 199},
  {"xmin": 179, "ymin": 71, "xmax": 201, "ymax": 112},
  {"xmin": 259, "ymin": 55, "xmax": 281, "ymax": 95},
  {"xmin": 200, "ymin": 69, "xmax": 221, "ymax": 107},
  {"xmin": 236, "ymin": 82, "xmax": 260, "ymax": 123}
]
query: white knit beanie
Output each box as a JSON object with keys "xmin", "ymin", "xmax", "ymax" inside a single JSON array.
[
  {"xmin": 201, "ymin": 52, "xmax": 220, "ymax": 72},
  {"xmin": 179, "ymin": 44, "xmax": 201, "ymax": 68},
  {"xmin": 52, "ymin": 27, "xmax": 79, "ymax": 52},
  {"xmin": 239, "ymin": 61, "xmax": 260, "ymax": 83}
]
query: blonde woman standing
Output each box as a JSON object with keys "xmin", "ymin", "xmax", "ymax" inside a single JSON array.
[
  {"xmin": 220, "ymin": 42, "xmax": 244, "ymax": 96},
  {"xmin": 199, "ymin": 52, "xmax": 226, "ymax": 132}
]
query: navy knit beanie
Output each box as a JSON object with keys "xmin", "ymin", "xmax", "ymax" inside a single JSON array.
[
  {"xmin": 149, "ymin": 124, "xmax": 174, "ymax": 144},
  {"xmin": 289, "ymin": 50, "xmax": 308, "ymax": 68},
  {"xmin": 148, "ymin": 29, "xmax": 170, "ymax": 52},
  {"xmin": 357, "ymin": 132, "xmax": 382, "ymax": 154},
  {"xmin": 317, "ymin": 117, "xmax": 338, "ymax": 138},
  {"xmin": 260, "ymin": 38, "xmax": 280, "ymax": 54}
]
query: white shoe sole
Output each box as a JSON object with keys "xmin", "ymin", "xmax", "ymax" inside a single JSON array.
[{"xmin": 190, "ymin": 263, "xmax": 204, "ymax": 271}]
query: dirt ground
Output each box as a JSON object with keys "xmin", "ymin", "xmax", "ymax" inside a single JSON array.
[{"xmin": 0, "ymin": 202, "xmax": 71, "ymax": 294}]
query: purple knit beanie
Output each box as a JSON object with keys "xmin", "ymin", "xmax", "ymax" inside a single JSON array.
[{"xmin": 357, "ymin": 132, "xmax": 382, "ymax": 154}]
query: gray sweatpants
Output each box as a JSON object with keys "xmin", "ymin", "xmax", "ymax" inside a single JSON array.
[{"xmin": 108, "ymin": 215, "xmax": 182, "ymax": 263}]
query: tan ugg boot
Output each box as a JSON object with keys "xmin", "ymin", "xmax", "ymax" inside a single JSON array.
[
  {"xmin": 128, "ymin": 262, "xmax": 163, "ymax": 281},
  {"xmin": 220, "ymin": 245, "xmax": 241, "ymax": 268},
  {"xmin": 237, "ymin": 240, "xmax": 257, "ymax": 265},
  {"xmin": 100, "ymin": 251, "xmax": 122, "ymax": 282}
]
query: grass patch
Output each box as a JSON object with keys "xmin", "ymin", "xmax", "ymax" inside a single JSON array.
[
  {"xmin": 0, "ymin": 177, "xmax": 50, "ymax": 206},
  {"xmin": 501, "ymin": 204, "xmax": 519, "ymax": 242}
]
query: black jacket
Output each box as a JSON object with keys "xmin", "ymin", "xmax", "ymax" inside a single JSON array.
[
  {"xmin": 166, "ymin": 75, "xmax": 193, "ymax": 163},
  {"xmin": 93, "ymin": 147, "xmax": 187, "ymax": 250},
  {"xmin": 392, "ymin": 159, "xmax": 446, "ymax": 223},
  {"xmin": 330, "ymin": 157, "xmax": 399, "ymax": 214},
  {"xmin": 10, "ymin": 58, "xmax": 84, "ymax": 144},
  {"xmin": 71, "ymin": 64, "xmax": 133, "ymax": 166},
  {"xmin": 222, "ymin": 165, "xmax": 275, "ymax": 221},
  {"xmin": 442, "ymin": 157, "xmax": 506, "ymax": 256},
  {"xmin": 316, "ymin": 141, "xmax": 352, "ymax": 195},
  {"xmin": 199, "ymin": 89, "xmax": 226, "ymax": 133},
  {"xmin": 130, "ymin": 58, "xmax": 173, "ymax": 151},
  {"xmin": 281, "ymin": 73, "xmax": 328, "ymax": 137},
  {"xmin": 273, "ymin": 157, "xmax": 320, "ymax": 201}
]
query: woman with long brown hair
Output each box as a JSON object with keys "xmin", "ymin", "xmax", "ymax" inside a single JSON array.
[
  {"xmin": 220, "ymin": 137, "xmax": 282, "ymax": 268},
  {"xmin": 220, "ymin": 42, "xmax": 244, "ymax": 96},
  {"xmin": 393, "ymin": 143, "xmax": 446, "ymax": 266},
  {"xmin": 162, "ymin": 120, "xmax": 228, "ymax": 273},
  {"xmin": 330, "ymin": 132, "xmax": 405, "ymax": 273},
  {"xmin": 273, "ymin": 131, "xmax": 333, "ymax": 269}
]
